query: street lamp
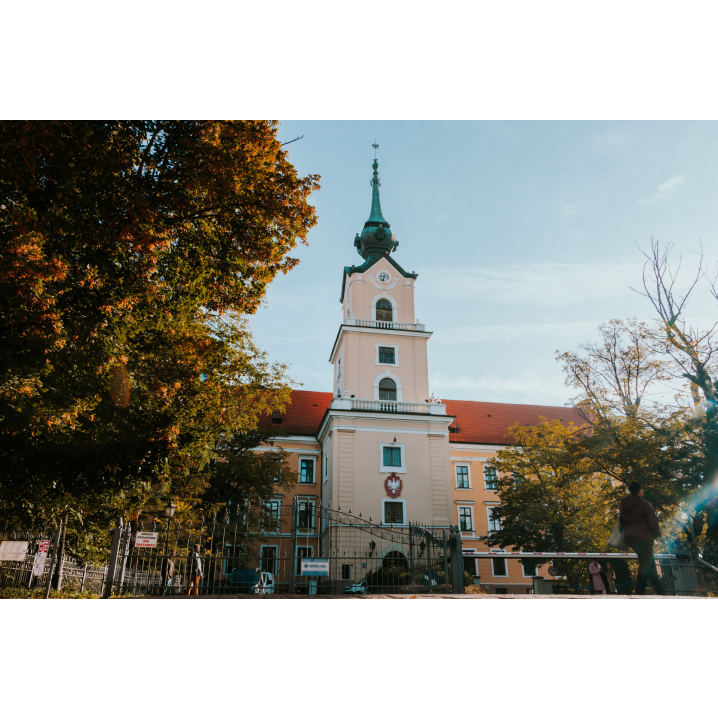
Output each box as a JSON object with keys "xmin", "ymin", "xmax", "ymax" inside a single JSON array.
[{"xmin": 163, "ymin": 501, "xmax": 177, "ymax": 553}]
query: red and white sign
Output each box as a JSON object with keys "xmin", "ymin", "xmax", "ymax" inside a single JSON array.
[
  {"xmin": 384, "ymin": 474, "xmax": 402, "ymax": 498},
  {"xmin": 37, "ymin": 540, "xmax": 50, "ymax": 556},
  {"xmin": 135, "ymin": 531, "xmax": 158, "ymax": 548},
  {"xmin": 32, "ymin": 540, "xmax": 51, "ymax": 577}
]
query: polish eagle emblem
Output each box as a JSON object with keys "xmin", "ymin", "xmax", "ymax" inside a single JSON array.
[{"xmin": 385, "ymin": 474, "xmax": 402, "ymax": 498}]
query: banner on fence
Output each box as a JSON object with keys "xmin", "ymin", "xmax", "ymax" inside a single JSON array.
[
  {"xmin": 135, "ymin": 531, "xmax": 158, "ymax": 548},
  {"xmin": 300, "ymin": 558, "xmax": 329, "ymax": 576},
  {"xmin": 0, "ymin": 541, "xmax": 29, "ymax": 562}
]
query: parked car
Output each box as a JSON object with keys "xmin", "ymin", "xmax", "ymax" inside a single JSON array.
[
  {"xmin": 226, "ymin": 568, "xmax": 274, "ymax": 594},
  {"xmin": 343, "ymin": 579, "xmax": 367, "ymax": 595},
  {"xmin": 252, "ymin": 572, "xmax": 275, "ymax": 594}
]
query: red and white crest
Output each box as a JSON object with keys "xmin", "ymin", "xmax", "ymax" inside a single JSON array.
[{"xmin": 384, "ymin": 474, "xmax": 402, "ymax": 498}]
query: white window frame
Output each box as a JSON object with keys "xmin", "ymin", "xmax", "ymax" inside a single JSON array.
[
  {"xmin": 298, "ymin": 456, "xmax": 316, "ymax": 485},
  {"xmin": 375, "ymin": 342, "xmax": 399, "ymax": 367},
  {"xmin": 260, "ymin": 544, "xmax": 279, "ymax": 574},
  {"xmin": 381, "ymin": 498, "xmax": 407, "ymax": 526},
  {"xmin": 263, "ymin": 499, "xmax": 282, "ymax": 533},
  {"xmin": 490, "ymin": 548, "xmax": 507, "ymax": 578},
  {"xmin": 379, "ymin": 442, "xmax": 406, "ymax": 474},
  {"xmin": 486, "ymin": 505, "xmax": 502, "ymax": 534},
  {"xmin": 522, "ymin": 559, "xmax": 538, "ymax": 578},
  {"xmin": 457, "ymin": 504, "xmax": 475, "ymax": 534},
  {"xmin": 484, "ymin": 464, "xmax": 498, "ymax": 491},
  {"xmin": 455, "ymin": 463, "xmax": 471, "ymax": 489},
  {"xmin": 297, "ymin": 497, "xmax": 316, "ymax": 532},
  {"xmin": 371, "ymin": 293, "xmax": 397, "ymax": 323},
  {"xmin": 463, "ymin": 556, "xmax": 479, "ymax": 577},
  {"xmin": 374, "ymin": 370, "xmax": 403, "ymax": 401}
]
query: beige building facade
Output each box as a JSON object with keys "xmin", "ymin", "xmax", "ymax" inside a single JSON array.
[{"xmin": 257, "ymin": 156, "xmax": 582, "ymax": 594}]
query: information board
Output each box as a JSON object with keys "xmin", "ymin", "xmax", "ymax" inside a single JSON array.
[
  {"xmin": 135, "ymin": 531, "xmax": 159, "ymax": 548},
  {"xmin": 300, "ymin": 557, "xmax": 329, "ymax": 576}
]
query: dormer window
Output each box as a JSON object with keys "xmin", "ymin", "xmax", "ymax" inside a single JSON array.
[
  {"xmin": 379, "ymin": 378, "xmax": 396, "ymax": 401},
  {"xmin": 376, "ymin": 299, "xmax": 392, "ymax": 322}
]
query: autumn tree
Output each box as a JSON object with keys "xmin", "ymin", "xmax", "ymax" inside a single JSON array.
[{"xmin": 0, "ymin": 121, "xmax": 319, "ymax": 550}]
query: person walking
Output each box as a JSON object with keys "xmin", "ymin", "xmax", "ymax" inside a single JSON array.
[
  {"xmin": 186, "ymin": 544, "xmax": 203, "ymax": 596},
  {"xmin": 620, "ymin": 481, "xmax": 663, "ymax": 595},
  {"xmin": 604, "ymin": 561, "xmax": 617, "ymax": 595},
  {"xmin": 161, "ymin": 549, "xmax": 176, "ymax": 596},
  {"xmin": 589, "ymin": 559, "xmax": 606, "ymax": 594}
]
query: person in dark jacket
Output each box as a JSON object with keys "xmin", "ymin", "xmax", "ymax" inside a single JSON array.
[
  {"xmin": 619, "ymin": 481, "xmax": 663, "ymax": 595},
  {"xmin": 161, "ymin": 549, "xmax": 175, "ymax": 596}
]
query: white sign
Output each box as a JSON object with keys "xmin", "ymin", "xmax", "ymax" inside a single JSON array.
[
  {"xmin": 135, "ymin": 531, "xmax": 158, "ymax": 548},
  {"xmin": 37, "ymin": 540, "xmax": 50, "ymax": 556},
  {"xmin": 300, "ymin": 558, "xmax": 329, "ymax": 576},
  {"xmin": 33, "ymin": 555, "xmax": 47, "ymax": 577},
  {"xmin": 0, "ymin": 541, "xmax": 29, "ymax": 562}
]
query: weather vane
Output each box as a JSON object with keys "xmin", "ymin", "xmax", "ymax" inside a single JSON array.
[{"xmin": 372, "ymin": 142, "xmax": 379, "ymax": 158}]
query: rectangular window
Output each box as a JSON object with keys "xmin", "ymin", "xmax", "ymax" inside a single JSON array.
[
  {"xmin": 456, "ymin": 465, "xmax": 469, "ymax": 489},
  {"xmin": 484, "ymin": 466, "xmax": 498, "ymax": 490},
  {"xmin": 458, "ymin": 506, "xmax": 473, "ymax": 532},
  {"xmin": 495, "ymin": 587, "xmax": 508, "ymax": 594},
  {"xmin": 341, "ymin": 564, "xmax": 351, "ymax": 580},
  {"xmin": 463, "ymin": 557, "xmax": 478, "ymax": 576},
  {"xmin": 491, "ymin": 550, "xmax": 507, "ymax": 577},
  {"xmin": 378, "ymin": 346, "xmax": 395, "ymax": 364},
  {"xmin": 297, "ymin": 546, "xmax": 313, "ymax": 574},
  {"xmin": 383, "ymin": 447, "xmax": 401, "ymax": 467},
  {"xmin": 299, "ymin": 458, "xmax": 315, "ymax": 484},
  {"xmin": 263, "ymin": 500, "xmax": 282, "ymax": 532},
  {"xmin": 324, "ymin": 454, "xmax": 328, "ymax": 484},
  {"xmin": 384, "ymin": 501, "xmax": 404, "ymax": 524},
  {"xmin": 522, "ymin": 559, "xmax": 538, "ymax": 578},
  {"xmin": 488, "ymin": 507, "xmax": 502, "ymax": 534},
  {"xmin": 298, "ymin": 500, "xmax": 315, "ymax": 530},
  {"xmin": 261, "ymin": 546, "xmax": 277, "ymax": 574}
]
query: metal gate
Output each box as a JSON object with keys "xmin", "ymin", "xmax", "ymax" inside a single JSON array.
[{"xmin": 98, "ymin": 499, "xmax": 466, "ymax": 597}]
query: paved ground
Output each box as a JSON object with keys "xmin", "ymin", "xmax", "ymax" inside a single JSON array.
[{"xmin": 131, "ymin": 593, "xmax": 702, "ymax": 599}]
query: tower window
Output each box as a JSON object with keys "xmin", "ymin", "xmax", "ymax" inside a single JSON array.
[
  {"xmin": 376, "ymin": 299, "xmax": 392, "ymax": 322},
  {"xmin": 379, "ymin": 378, "xmax": 396, "ymax": 401},
  {"xmin": 378, "ymin": 347, "xmax": 395, "ymax": 364}
]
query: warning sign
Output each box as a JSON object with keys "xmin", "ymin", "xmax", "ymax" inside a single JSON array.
[{"xmin": 135, "ymin": 531, "xmax": 159, "ymax": 548}]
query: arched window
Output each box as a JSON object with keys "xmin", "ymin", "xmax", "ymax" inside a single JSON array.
[
  {"xmin": 379, "ymin": 378, "xmax": 396, "ymax": 401},
  {"xmin": 376, "ymin": 298, "xmax": 392, "ymax": 322}
]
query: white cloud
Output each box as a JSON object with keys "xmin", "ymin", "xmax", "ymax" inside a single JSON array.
[{"xmin": 636, "ymin": 174, "xmax": 686, "ymax": 205}]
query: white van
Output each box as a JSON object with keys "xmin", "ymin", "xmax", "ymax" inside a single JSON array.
[{"xmin": 252, "ymin": 572, "xmax": 275, "ymax": 594}]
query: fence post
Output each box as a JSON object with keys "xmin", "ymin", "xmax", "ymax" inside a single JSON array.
[
  {"xmin": 117, "ymin": 522, "xmax": 132, "ymax": 594},
  {"xmin": 450, "ymin": 526, "xmax": 465, "ymax": 594},
  {"xmin": 43, "ymin": 519, "xmax": 63, "ymax": 599},
  {"xmin": 443, "ymin": 529, "xmax": 450, "ymax": 594},
  {"xmin": 289, "ymin": 497, "xmax": 298, "ymax": 594},
  {"xmin": 80, "ymin": 564, "xmax": 88, "ymax": 592},
  {"xmin": 102, "ymin": 518, "xmax": 124, "ymax": 599}
]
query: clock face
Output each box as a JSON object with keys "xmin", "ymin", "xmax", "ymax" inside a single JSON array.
[{"xmin": 377, "ymin": 270, "xmax": 391, "ymax": 284}]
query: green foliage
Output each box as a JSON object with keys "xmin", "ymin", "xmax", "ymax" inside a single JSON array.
[{"xmin": 0, "ymin": 121, "xmax": 319, "ymax": 553}]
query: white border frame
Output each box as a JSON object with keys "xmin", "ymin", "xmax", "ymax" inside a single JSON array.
[
  {"xmin": 490, "ymin": 548, "xmax": 508, "ymax": 578},
  {"xmin": 483, "ymin": 464, "xmax": 498, "ymax": 491},
  {"xmin": 380, "ymin": 442, "xmax": 406, "ymax": 474},
  {"xmin": 298, "ymin": 455, "xmax": 317, "ymax": 485},
  {"xmin": 374, "ymin": 370, "xmax": 403, "ymax": 401},
  {"xmin": 381, "ymin": 498, "xmax": 407, "ymax": 526},
  {"xmin": 455, "ymin": 462, "xmax": 471, "ymax": 490},
  {"xmin": 457, "ymin": 504, "xmax": 475, "ymax": 534},
  {"xmin": 375, "ymin": 342, "xmax": 399, "ymax": 367},
  {"xmin": 371, "ymin": 293, "xmax": 397, "ymax": 323},
  {"xmin": 486, "ymin": 505, "xmax": 502, "ymax": 534}
]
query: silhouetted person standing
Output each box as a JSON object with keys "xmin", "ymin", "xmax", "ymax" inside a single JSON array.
[{"xmin": 620, "ymin": 481, "xmax": 663, "ymax": 595}]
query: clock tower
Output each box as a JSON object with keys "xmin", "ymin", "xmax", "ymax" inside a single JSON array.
[{"xmin": 318, "ymin": 153, "xmax": 454, "ymax": 530}]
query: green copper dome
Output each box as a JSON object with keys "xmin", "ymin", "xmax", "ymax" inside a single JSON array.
[{"xmin": 354, "ymin": 156, "xmax": 398, "ymax": 260}]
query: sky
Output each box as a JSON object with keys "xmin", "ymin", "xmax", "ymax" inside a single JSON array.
[{"xmin": 248, "ymin": 121, "xmax": 718, "ymax": 407}]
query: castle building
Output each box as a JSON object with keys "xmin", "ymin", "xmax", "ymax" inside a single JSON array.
[{"xmin": 258, "ymin": 154, "xmax": 583, "ymax": 594}]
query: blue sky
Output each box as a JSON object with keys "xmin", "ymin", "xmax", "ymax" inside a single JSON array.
[{"xmin": 249, "ymin": 121, "xmax": 718, "ymax": 407}]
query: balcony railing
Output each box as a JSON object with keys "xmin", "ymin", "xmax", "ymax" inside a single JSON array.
[
  {"xmin": 330, "ymin": 398, "xmax": 447, "ymax": 415},
  {"xmin": 345, "ymin": 318, "xmax": 426, "ymax": 331}
]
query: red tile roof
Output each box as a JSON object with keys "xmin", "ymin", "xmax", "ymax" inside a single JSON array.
[
  {"xmin": 258, "ymin": 390, "xmax": 333, "ymax": 436},
  {"xmin": 442, "ymin": 399, "xmax": 586, "ymax": 445},
  {"xmin": 258, "ymin": 390, "xmax": 586, "ymax": 445}
]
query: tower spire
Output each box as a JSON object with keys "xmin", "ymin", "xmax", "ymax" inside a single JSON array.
[{"xmin": 353, "ymin": 145, "xmax": 398, "ymax": 259}]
